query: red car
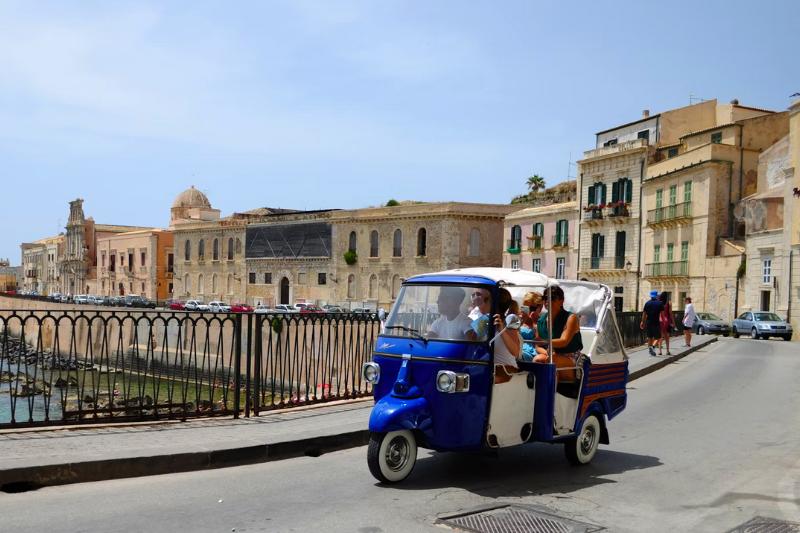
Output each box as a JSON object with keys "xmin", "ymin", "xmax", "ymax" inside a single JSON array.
[
  {"xmin": 230, "ymin": 303, "xmax": 254, "ymax": 313},
  {"xmin": 300, "ymin": 305, "xmax": 325, "ymax": 314},
  {"xmin": 168, "ymin": 300, "xmax": 185, "ymax": 310}
]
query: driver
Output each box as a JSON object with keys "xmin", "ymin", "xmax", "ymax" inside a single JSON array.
[{"xmin": 427, "ymin": 287, "xmax": 472, "ymax": 340}]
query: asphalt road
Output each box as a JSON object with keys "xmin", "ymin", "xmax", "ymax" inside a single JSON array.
[{"xmin": 1, "ymin": 338, "xmax": 798, "ymax": 533}]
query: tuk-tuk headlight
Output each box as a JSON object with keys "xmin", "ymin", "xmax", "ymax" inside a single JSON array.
[
  {"xmin": 362, "ymin": 362, "xmax": 380, "ymax": 384},
  {"xmin": 436, "ymin": 371, "xmax": 470, "ymax": 393}
]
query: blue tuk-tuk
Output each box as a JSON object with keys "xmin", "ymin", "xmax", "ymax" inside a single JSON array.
[{"xmin": 363, "ymin": 268, "xmax": 628, "ymax": 483}]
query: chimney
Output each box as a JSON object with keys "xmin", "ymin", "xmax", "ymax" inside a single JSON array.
[
  {"xmin": 642, "ymin": 109, "xmax": 650, "ymax": 118},
  {"xmin": 730, "ymin": 98, "xmax": 739, "ymax": 105}
]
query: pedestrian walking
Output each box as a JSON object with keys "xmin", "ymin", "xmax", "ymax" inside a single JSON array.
[
  {"xmin": 682, "ymin": 296, "xmax": 697, "ymax": 347},
  {"xmin": 640, "ymin": 290, "xmax": 665, "ymax": 356},
  {"xmin": 657, "ymin": 292, "xmax": 675, "ymax": 356}
]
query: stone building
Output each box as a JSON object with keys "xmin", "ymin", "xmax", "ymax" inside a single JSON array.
[
  {"xmin": 642, "ymin": 103, "xmax": 788, "ymax": 320},
  {"xmin": 0, "ymin": 259, "xmax": 20, "ymax": 292},
  {"xmin": 502, "ymin": 201, "xmax": 578, "ymax": 281},
  {"xmin": 327, "ymin": 202, "xmax": 516, "ymax": 309},
  {"xmin": 96, "ymin": 229, "xmax": 174, "ymax": 300},
  {"xmin": 21, "ymin": 236, "xmax": 62, "ymax": 294}
]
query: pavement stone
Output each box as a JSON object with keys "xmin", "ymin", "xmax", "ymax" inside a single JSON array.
[{"xmin": 0, "ymin": 334, "xmax": 718, "ymax": 489}]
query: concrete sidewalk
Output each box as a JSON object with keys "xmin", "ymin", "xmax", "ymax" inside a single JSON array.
[{"xmin": 0, "ymin": 335, "xmax": 718, "ymax": 490}]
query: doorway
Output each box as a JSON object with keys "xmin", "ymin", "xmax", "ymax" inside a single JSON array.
[{"xmin": 280, "ymin": 277, "xmax": 290, "ymax": 305}]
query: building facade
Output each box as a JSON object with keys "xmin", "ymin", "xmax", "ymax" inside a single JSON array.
[
  {"xmin": 503, "ymin": 201, "xmax": 578, "ymax": 280},
  {"xmin": 96, "ymin": 229, "xmax": 174, "ymax": 300}
]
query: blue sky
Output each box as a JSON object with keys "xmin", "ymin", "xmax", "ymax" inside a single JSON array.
[{"xmin": 2, "ymin": 0, "xmax": 798, "ymax": 262}]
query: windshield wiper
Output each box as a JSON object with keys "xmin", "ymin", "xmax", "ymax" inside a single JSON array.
[{"xmin": 384, "ymin": 325, "xmax": 427, "ymax": 342}]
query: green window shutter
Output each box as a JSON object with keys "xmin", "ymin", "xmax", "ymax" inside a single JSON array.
[
  {"xmin": 684, "ymin": 181, "xmax": 692, "ymax": 203},
  {"xmin": 655, "ymin": 189, "xmax": 663, "ymax": 209},
  {"xmin": 654, "ymin": 244, "xmax": 661, "ymax": 263},
  {"xmin": 669, "ymin": 185, "xmax": 677, "ymax": 205},
  {"xmin": 611, "ymin": 181, "xmax": 620, "ymax": 202},
  {"xmin": 681, "ymin": 241, "xmax": 689, "ymax": 261},
  {"xmin": 625, "ymin": 179, "xmax": 633, "ymax": 203},
  {"xmin": 588, "ymin": 185, "xmax": 596, "ymax": 205},
  {"xmin": 667, "ymin": 243, "xmax": 674, "ymax": 261},
  {"xmin": 601, "ymin": 184, "xmax": 607, "ymax": 204}
]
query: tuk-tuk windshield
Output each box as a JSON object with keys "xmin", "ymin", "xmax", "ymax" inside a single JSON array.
[{"xmin": 384, "ymin": 284, "xmax": 489, "ymax": 342}]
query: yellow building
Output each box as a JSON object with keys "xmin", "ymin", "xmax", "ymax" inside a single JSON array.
[{"xmin": 96, "ymin": 229, "xmax": 174, "ymax": 301}]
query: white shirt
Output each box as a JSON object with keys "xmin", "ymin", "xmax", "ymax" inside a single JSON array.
[
  {"xmin": 429, "ymin": 314, "xmax": 473, "ymax": 340},
  {"xmin": 683, "ymin": 303, "xmax": 697, "ymax": 327},
  {"xmin": 494, "ymin": 332, "xmax": 520, "ymax": 368}
]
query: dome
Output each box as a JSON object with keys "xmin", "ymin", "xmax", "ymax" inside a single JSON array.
[{"xmin": 172, "ymin": 186, "xmax": 211, "ymax": 209}]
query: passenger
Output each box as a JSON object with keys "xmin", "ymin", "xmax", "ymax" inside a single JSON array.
[
  {"xmin": 533, "ymin": 285, "xmax": 582, "ymax": 382},
  {"xmin": 427, "ymin": 287, "xmax": 472, "ymax": 340},
  {"xmin": 520, "ymin": 292, "xmax": 543, "ymax": 361},
  {"xmin": 466, "ymin": 287, "xmax": 492, "ymax": 340},
  {"xmin": 493, "ymin": 288, "xmax": 521, "ymax": 384}
]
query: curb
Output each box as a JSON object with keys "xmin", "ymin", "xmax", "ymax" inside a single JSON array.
[
  {"xmin": 0, "ymin": 429, "xmax": 370, "ymax": 491},
  {"xmin": 629, "ymin": 336, "xmax": 718, "ymax": 382}
]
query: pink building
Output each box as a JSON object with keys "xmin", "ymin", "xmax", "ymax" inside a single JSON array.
[{"xmin": 502, "ymin": 201, "xmax": 579, "ymax": 279}]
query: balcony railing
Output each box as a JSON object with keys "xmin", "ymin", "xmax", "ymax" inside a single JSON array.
[
  {"xmin": 552, "ymin": 234, "xmax": 569, "ymax": 248},
  {"xmin": 647, "ymin": 202, "xmax": 692, "ymax": 226},
  {"xmin": 506, "ymin": 239, "xmax": 522, "ymax": 254},
  {"xmin": 607, "ymin": 204, "xmax": 631, "ymax": 218},
  {"xmin": 583, "ymin": 208, "xmax": 603, "ymax": 221},
  {"xmin": 527, "ymin": 235, "xmax": 543, "ymax": 251},
  {"xmin": 645, "ymin": 260, "xmax": 689, "ymax": 277},
  {"xmin": 582, "ymin": 138, "xmax": 648, "ymax": 161},
  {"xmin": 581, "ymin": 256, "xmax": 628, "ymax": 271}
]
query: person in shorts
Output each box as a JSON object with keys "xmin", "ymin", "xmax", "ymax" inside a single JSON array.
[{"xmin": 641, "ymin": 290, "xmax": 665, "ymax": 356}]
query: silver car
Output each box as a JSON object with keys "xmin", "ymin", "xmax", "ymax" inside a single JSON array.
[
  {"xmin": 692, "ymin": 312, "xmax": 730, "ymax": 336},
  {"xmin": 731, "ymin": 311, "xmax": 793, "ymax": 340}
]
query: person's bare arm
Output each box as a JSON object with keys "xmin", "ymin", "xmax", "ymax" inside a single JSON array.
[{"xmin": 551, "ymin": 313, "xmax": 580, "ymax": 349}]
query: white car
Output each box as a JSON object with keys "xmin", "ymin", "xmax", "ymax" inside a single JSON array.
[
  {"xmin": 73, "ymin": 294, "xmax": 89, "ymax": 304},
  {"xmin": 185, "ymin": 300, "xmax": 210, "ymax": 312},
  {"xmin": 274, "ymin": 304, "xmax": 297, "ymax": 313},
  {"xmin": 254, "ymin": 305, "xmax": 273, "ymax": 314},
  {"xmin": 208, "ymin": 301, "xmax": 231, "ymax": 313}
]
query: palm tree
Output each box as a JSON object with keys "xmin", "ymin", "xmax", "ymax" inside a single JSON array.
[{"xmin": 526, "ymin": 175, "xmax": 546, "ymax": 194}]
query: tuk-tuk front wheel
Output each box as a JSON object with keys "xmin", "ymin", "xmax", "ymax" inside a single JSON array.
[
  {"xmin": 367, "ymin": 430, "xmax": 417, "ymax": 483},
  {"xmin": 565, "ymin": 414, "xmax": 601, "ymax": 466}
]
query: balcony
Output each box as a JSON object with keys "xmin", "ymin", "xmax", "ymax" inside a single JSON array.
[
  {"xmin": 581, "ymin": 138, "xmax": 648, "ymax": 162},
  {"xmin": 506, "ymin": 239, "xmax": 522, "ymax": 254},
  {"xmin": 647, "ymin": 202, "xmax": 692, "ymax": 228},
  {"xmin": 606, "ymin": 202, "xmax": 631, "ymax": 222},
  {"xmin": 580, "ymin": 256, "xmax": 629, "ymax": 277},
  {"xmin": 582, "ymin": 207, "xmax": 604, "ymax": 225},
  {"xmin": 551, "ymin": 234, "xmax": 569, "ymax": 249},
  {"xmin": 645, "ymin": 260, "xmax": 689, "ymax": 279},
  {"xmin": 527, "ymin": 235, "xmax": 543, "ymax": 252}
]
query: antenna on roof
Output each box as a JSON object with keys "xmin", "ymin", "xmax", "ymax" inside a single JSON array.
[
  {"xmin": 689, "ymin": 93, "xmax": 708, "ymax": 105},
  {"xmin": 565, "ymin": 152, "xmax": 576, "ymax": 180}
]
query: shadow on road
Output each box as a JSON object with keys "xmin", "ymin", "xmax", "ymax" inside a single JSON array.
[{"xmin": 387, "ymin": 443, "xmax": 661, "ymax": 498}]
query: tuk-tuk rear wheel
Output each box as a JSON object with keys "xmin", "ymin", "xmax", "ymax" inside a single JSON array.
[
  {"xmin": 565, "ymin": 414, "xmax": 601, "ymax": 466},
  {"xmin": 367, "ymin": 430, "xmax": 417, "ymax": 483}
]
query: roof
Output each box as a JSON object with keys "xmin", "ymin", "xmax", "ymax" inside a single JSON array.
[
  {"xmin": 679, "ymin": 122, "xmax": 735, "ymax": 139},
  {"xmin": 95, "ymin": 224, "xmax": 154, "ymax": 233},
  {"xmin": 595, "ymin": 114, "xmax": 660, "ymax": 136},
  {"xmin": 733, "ymin": 103, "xmax": 776, "ymax": 114},
  {"xmin": 506, "ymin": 201, "xmax": 577, "ymax": 220},
  {"xmin": 172, "ymin": 186, "xmax": 211, "ymax": 209},
  {"xmin": 406, "ymin": 268, "xmax": 553, "ymax": 287}
]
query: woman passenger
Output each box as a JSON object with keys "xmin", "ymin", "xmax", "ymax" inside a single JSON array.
[
  {"xmin": 533, "ymin": 285, "xmax": 582, "ymax": 382},
  {"xmin": 520, "ymin": 291, "xmax": 543, "ymax": 361},
  {"xmin": 493, "ymin": 288, "xmax": 521, "ymax": 384}
]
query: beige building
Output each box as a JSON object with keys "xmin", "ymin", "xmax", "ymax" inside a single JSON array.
[
  {"xmin": 0, "ymin": 259, "xmax": 20, "ymax": 292},
  {"xmin": 21, "ymin": 235, "xmax": 63, "ymax": 294},
  {"xmin": 502, "ymin": 200, "xmax": 579, "ymax": 281},
  {"xmin": 790, "ymin": 100, "xmax": 800, "ymax": 336},
  {"xmin": 642, "ymin": 103, "xmax": 788, "ymax": 319},
  {"xmin": 96, "ymin": 229, "xmax": 174, "ymax": 300}
]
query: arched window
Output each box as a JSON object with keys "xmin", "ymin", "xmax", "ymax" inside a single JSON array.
[
  {"xmin": 391, "ymin": 275, "xmax": 400, "ymax": 299},
  {"xmin": 213, "ymin": 239, "xmax": 219, "ymax": 260},
  {"xmin": 348, "ymin": 231, "xmax": 357, "ymax": 253},
  {"xmin": 211, "ymin": 274, "xmax": 217, "ymax": 293},
  {"xmin": 347, "ymin": 274, "xmax": 356, "ymax": 299},
  {"xmin": 417, "ymin": 228, "xmax": 427, "ymax": 257},
  {"xmin": 184, "ymin": 274, "xmax": 190, "ymax": 292},
  {"xmin": 393, "ymin": 229, "xmax": 402, "ymax": 257},
  {"xmin": 468, "ymin": 228, "xmax": 480, "ymax": 257},
  {"xmin": 510, "ymin": 225, "xmax": 522, "ymax": 249},
  {"xmin": 369, "ymin": 230, "xmax": 379, "ymax": 258},
  {"xmin": 198, "ymin": 239, "xmax": 205, "ymax": 260},
  {"xmin": 198, "ymin": 274, "xmax": 204, "ymax": 294},
  {"xmin": 227, "ymin": 238, "xmax": 234, "ymax": 260},
  {"xmin": 184, "ymin": 240, "xmax": 191, "ymax": 261},
  {"xmin": 368, "ymin": 274, "xmax": 377, "ymax": 299}
]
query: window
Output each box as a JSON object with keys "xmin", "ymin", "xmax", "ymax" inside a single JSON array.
[
  {"xmin": 370, "ymin": 230, "xmax": 379, "ymax": 257},
  {"xmin": 511, "ymin": 259, "xmax": 519, "ymax": 269},
  {"xmin": 393, "ymin": 229, "xmax": 402, "ymax": 257},
  {"xmin": 197, "ymin": 274, "xmax": 204, "ymax": 293},
  {"xmin": 509, "ymin": 225, "xmax": 522, "ymax": 249},
  {"xmin": 212, "ymin": 239, "xmax": 219, "ymax": 261},
  {"xmin": 654, "ymin": 244, "xmax": 661, "ymax": 263},
  {"xmin": 611, "ymin": 177, "xmax": 633, "ymax": 205},
  {"xmin": 615, "ymin": 231, "xmax": 626, "ymax": 269},
  {"xmin": 128, "ymin": 253, "xmax": 134, "ymax": 270},
  {"xmin": 669, "ymin": 185, "xmax": 677, "ymax": 206},
  {"xmin": 614, "ymin": 286, "xmax": 624, "ymax": 313},
  {"xmin": 199, "ymin": 240, "xmax": 206, "ymax": 261},
  {"xmin": 590, "ymin": 233, "xmax": 605, "ymax": 268},
  {"xmin": 140, "ymin": 251, "xmax": 146, "ymax": 267},
  {"xmin": 348, "ymin": 231, "xmax": 357, "ymax": 253},
  {"xmin": 637, "ymin": 130, "xmax": 650, "ymax": 142},
  {"xmin": 762, "ymin": 258, "xmax": 772, "ymax": 284},
  {"xmin": 264, "ymin": 272, "xmax": 272, "ymax": 284},
  {"xmin": 655, "ymin": 189, "xmax": 663, "ymax": 209},
  {"xmin": 681, "ymin": 241, "xmax": 689, "ymax": 261},
  {"xmin": 416, "ymin": 228, "xmax": 427, "ymax": 257},
  {"xmin": 678, "ymin": 291, "xmax": 686, "ymax": 305},
  {"xmin": 167, "ymin": 253, "xmax": 174, "ymax": 273},
  {"xmin": 667, "ymin": 147, "xmax": 679, "ymax": 158},
  {"xmin": 667, "ymin": 243, "xmax": 674, "ymax": 262},
  {"xmin": 533, "ymin": 223, "xmax": 544, "ymax": 237},
  {"xmin": 298, "ymin": 272, "xmax": 307, "ymax": 285},
  {"xmin": 211, "ymin": 274, "xmax": 217, "ymax": 293},
  {"xmin": 555, "ymin": 220, "xmax": 568, "ymax": 246},
  {"xmin": 101, "ymin": 253, "xmax": 106, "ymax": 267},
  {"xmin": 532, "ymin": 258, "xmax": 541, "ymax": 273},
  {"xmin": 684, "ymin": 181, "xmax": 692, "ymax": 203},
  {"xmin": 168, "ymin": 282, "xmax": 173, "ymax": 294},
  {"xmin": 391, "ymin": 274, "xmax": 400, "ymax": 299},
  {"xmin": 603, "ymin": 138, "xmax": 618, "ymax": 147},
  {"xmin": 556, "ymin": 257, "xmax": 565, "ymax": 279},
  {"xmin": 248, "ymin": 272, "xmax": 256, "ymax": 284},
  {"xmin": 318, "ymin": 273, "xmax": 326, "ymax": 285},
  {"xmin": 587, "ymin": 182, "xmax": 607, "ymax": 206},
  {"xmin": 711, "ymin": 131, "xmax": 722, "ymax": 144},
  {"xmin": 227, "ymin": 238, "xmax": 234, "ymax": 260},
  {"xmin": 468, "ymin": 228, "xmax": 480, "ymax": 257},
  {"xmin": 110, "ymin": 254, "xmax": 116, "ymax": 272}
]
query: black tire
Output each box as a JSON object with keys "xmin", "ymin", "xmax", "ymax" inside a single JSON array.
[
  {"xmin": 783, "ymin": 335, "xmax": 792, "ymax": 341},
  {"xmin": 565, "ymin": 414, "xmax": 601, "ymax": 466},
  {"xmin": 697, "ymin": 326, "xmax": 705, "ymax": 335},
  {"xmin": 732, "ymin": 327, "xmax": 739, "ymax": 339},
  {"xmin": 751, "ymin": 327, "xmax": 760, "ymax": 340},
  {"xmin": 367, "ymin": 430, "xmax": 417, "ymax": 483}
]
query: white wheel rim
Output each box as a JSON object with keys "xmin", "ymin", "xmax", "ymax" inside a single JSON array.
[
  {"xmin": 576, "ymin": 417, "xmax": 600, "ymax": 463},
  {"xmin": 378, "ymin": 430, "xmax": 416, "ymax": 482}
]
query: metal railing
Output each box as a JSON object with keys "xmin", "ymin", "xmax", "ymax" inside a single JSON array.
[
  {"xmin": 581, "ymin": 256, "xmax": 628, "ymax": 270},
  {"xmin": 552, "ymin": 234, "xmax": 568, "ymax": 248},
  {"xmin": 616, "ymin": 311, "xmax": 684, "ymax": 348},
  {"xmin": 527, "ymin": 235, "xmax": 543, "ymax": 251},
  {"xmin": 645, "ymin": 260, "xmax": 689, "ymax": 277},
  {"xmin": 647, "ymin": 202, "xmax": 692, "ymax": 225},
  {"xmin": 506, "ymin": 239, "xmax": 522, "ymax": 253},
  {"xmin": 583, "ymin": 209, "xmax": 603, "ymax": 221}
]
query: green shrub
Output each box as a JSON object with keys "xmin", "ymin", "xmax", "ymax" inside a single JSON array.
[{"xmin": 344, "ymin": 250, "xmax": 358, "ymax": 265}]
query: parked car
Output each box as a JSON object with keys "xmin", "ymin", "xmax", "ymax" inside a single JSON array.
[
  {"xmin": 350, "ymin": 307, "xmax": 373, "ymax": 314},
  {"xmin": 89, "ymin": 295, "xmax": 107, "ymax": 306},
  {"xmin": 49, "ymin": 292, "xmax": 62, "ymax": 301},
  {"xmin": 72, "ymin": 294, "xmax": 88, "ymax": 304},
  {"xmin": 692, "ymin": 312, "xmax": 730, "ymax": 336},
  {"xmin": 230, "ymin": 303, "xmax": 254, "ymax": 313},
  {"xmin": 300, "ymin": 305, "xmax": 325, "ymax": 314},
  {"xmin": 123, "ymin": 295, "xmax": 156, "ymax": 309},
  {"xmin": 321, "ymin": 304, "xmax": 343, "ymax": 313},
  {"xmin": 208, "ymin": 301, "xmax": 232, "ymax": 313},
  {"xmin": 184, "ymin": 300, "xmax": 210, "ymax": 312},
  {"xmin": 105, "ymin": 296, "xmax": 121, "ymax": 306},
  {"xmin": 731, "ymin": 311, "xmax": 793, "ymax": 340},
  {"xmin": 167, "ymin": 299, "xmax": 185, "ymax": 310},
  {"xmin": 60, "ymin": 294, "xmax": 72, "ymax": 303},
  {"xmin": 273, "ymin": 304, "xmax": 297, "ymax": 313},
  {"xmin": 254, "ymin": 305, "xmax": 273, "ymax": 314}
]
